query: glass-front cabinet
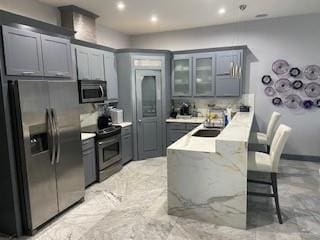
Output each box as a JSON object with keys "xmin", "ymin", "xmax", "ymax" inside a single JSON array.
[
  {"xmin": 172, "ymin": 56, "xmax": 192, "ymax": 97},
  {"xmin": 193, "ymin": 55, "xmax": 215, "ymax": 96},
  {"xmin": 172, "ymin": 49, "xmax": 243, "ymax": 98}
]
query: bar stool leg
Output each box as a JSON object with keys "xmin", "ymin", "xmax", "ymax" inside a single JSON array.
[{"xmin": 271, "ymin": 173, "xmax": 283, "ymax": 224}]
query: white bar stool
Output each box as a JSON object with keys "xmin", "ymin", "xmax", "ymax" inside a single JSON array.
[
  {"xmin": 247, "ymin": 124, "xmax": 292, "ymax": 224},
  {"xmin": 249, "ymin": 112, "xmax": 281, "ymax": 153}
]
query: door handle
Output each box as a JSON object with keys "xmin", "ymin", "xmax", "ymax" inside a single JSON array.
[
  {"xmin": 47, "ymin": 108, "xmax": 56, "ymax": 165},
  {"xmin": 99, "ymin": 85, "xmax": 105, "ymax": 98},
  {"xmin": 52, "ymin": 108, "xmax": 61, "ymax": 164},
  {"xmin": 138, "ymin": 119, "xmax": 142, "ymax": 124}
]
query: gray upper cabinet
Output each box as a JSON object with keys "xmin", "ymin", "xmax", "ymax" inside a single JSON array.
[
  {"xmin": 2, "ymin": 25, "xmax": 43, "ymax": 76},
  {"xmin": 193, "ymin": 54, "xmax": 215, "ymax": 97},
  {"xmin": 216, "ymin": 50, "xmax": 241, "ymax": 76},
  {"xmin": 215, "ymin": 76, "xmax": 241, "ymax": 97},
  {"xmin": 75, "ymin": 46, "xmax": 90, "ymax": 80},
  {"xmin": 75, "ymin": 46, "xmax": 104, "ymax": 81},
  {"xmin": 89, "ymin": 49, "xmax": 105, "ymax": 81},
  {"xmin": 172, "ymin": 56, "xmax": 192, "ymax": 97},
  {"xmin": 41, "ymin": 35, "xmax": 72, "ymax": 78},
  {"xmin": 215, "ymin": 50, "xmax": 242, "ymax": 97},
  {"xmin": 104, "ymin": 52, "xmax": 119, "ymax": 100}
]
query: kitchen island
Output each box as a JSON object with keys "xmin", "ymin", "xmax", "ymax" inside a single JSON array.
[{"xmin": 167, "ymin": 111, "xmax": 254, "ymax": 229}]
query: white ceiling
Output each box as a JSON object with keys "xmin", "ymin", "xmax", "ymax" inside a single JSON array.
[{"xmin": 38, "ymin": 0, "xmax": 320, "ymax": 34}]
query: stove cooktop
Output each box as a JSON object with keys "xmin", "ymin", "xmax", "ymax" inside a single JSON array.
[{"xmin": 82, "ymin": 125, "xmax": 121, "ymax": 139}]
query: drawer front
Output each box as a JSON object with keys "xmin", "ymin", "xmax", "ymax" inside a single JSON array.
[
  {"xmin": 186, "ymin": 123, "xmax": 200, "ymax": 130},
  {"xmin": 82, "ymin": 138, "xmax": 95, "ymax": 151},
  {"xmin": 167, "ymin": 123, "xmax": 186, "ymax": 131},
  {"xmin": 121, "ymin": 126, "xmax": 132, "ymax": 136}
]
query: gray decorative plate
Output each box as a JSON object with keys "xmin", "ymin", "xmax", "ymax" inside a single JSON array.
[
  {"xmin": 275, "ymin": 78, "xmax": 291, "ymax": 93},
  {"xmin": 304, "ymin": 82, "xmax": 320, "ymax": 98},
  {"xmin": 284, "ymin": 94, "xmax": 302, "ymax": 109},
  {"xmin": 264, "ymin": 87, "xmax": 276, "ymax": 96},
  {"xmin": 272, "ymin": 60, "xmax": 290, "ymax": 75},
  {"xmin": 304, "ymin": 65, "xmax": 320, "ymax": 81}
]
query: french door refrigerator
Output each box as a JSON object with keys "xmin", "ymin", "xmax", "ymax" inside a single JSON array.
[{"xmin": 9, "ymin": 80, "xmax": 84, "ymax": 234}]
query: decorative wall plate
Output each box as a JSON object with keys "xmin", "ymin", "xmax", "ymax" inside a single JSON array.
[
  {"xmin": 304, "ymin": 65, "xmax": 320, "ymax": 80},
  {"xmin": 304, "ymin": 82, "xmax": 320, "ymax": 98},
  {"xmin": 289, "ymin": 67, "xmax": 301, "ymax": 77},
  {"xmin": 316, "ymin": 99, "xmax": 320, "ymax": 108},
  {"xmin": 264, "ymin": 87, "xmax": 276, "ymax": 96},
  {"xmin": 272, "ymin": 97, "xmax": 282, "ymax": 106},
  {"xmin": 272, "ymin": 60, "xmax": 290, "ymax": 75},
  {"xmin": 303, "ymin": 100, "xmax": 314, "ymax": 109},
  {"xmin": 275, "ymin": 78, "xmax": 291, "ymax": 93},
  {"xmin": 292, "ymin": 80, "xmax": 304, "ymax": 90},
  {"xmin": 284, "ymin": 94, "xmax": 302, "ymax": 109},
  {"xmin": 262, "ymin": 75, "xmax": 272, "ymax": 85}
]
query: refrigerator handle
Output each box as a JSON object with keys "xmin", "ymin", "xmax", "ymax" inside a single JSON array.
[
  {"xmin": 47, "ymin": 108, "xmax": 56, "ymax": 165},
  {"xmin": 52, "ymin": 108, "xmax": 61, "ymax": 164}
]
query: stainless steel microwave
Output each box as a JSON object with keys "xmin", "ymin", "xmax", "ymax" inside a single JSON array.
[{"xmin": 78, "ymin": 80, "xmax": 107, "ymax": 103}]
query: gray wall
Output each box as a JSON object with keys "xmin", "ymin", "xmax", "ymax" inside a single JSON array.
[
  {"xmin": 131, "ymin": 14, "xmax": 320, "ymax": 157},
  {"xmin": 0, "ymin": 0, "xmax": 131, "ymax": 48}
]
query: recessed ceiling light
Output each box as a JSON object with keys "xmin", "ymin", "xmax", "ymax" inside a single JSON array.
[
  {"xmin": 151, "ymin": 15, "xmax": 158, "ymax": 23},
  {"xmin": 117, "ymin": 2, "xmax": 125, "ymax": 11},
  {"xmin": 218, "ymin": 7, "xmax": 226, "ymax": 15}
]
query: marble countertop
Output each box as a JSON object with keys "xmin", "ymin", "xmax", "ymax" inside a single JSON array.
[
  {"xmin": 167, "ymin": 111, "xmax": 254, "ymax": 153},
  {"xmin": 81, "ymin": 133, "xmax": 96, "ymax": 141},
  {"xmin": 166, "ymin": 117, "xmax": 206, "ymax": 124},
  {"xmin": 113, "ymin": 122, "xmax": 132, "ymax": 128}
]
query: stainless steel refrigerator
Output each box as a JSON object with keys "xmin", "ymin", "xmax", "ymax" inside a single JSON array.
[{"xmin": 9, "ymin": 80, "xmax": 84, "ymax": 234}]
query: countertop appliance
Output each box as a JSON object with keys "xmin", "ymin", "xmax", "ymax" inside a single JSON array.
[
  {"xmin": 78, "ymin": 80, "xmax": 107, "ymax": 103},
  {"xmin": 82, "ymin": 125, "xmax": 122, "ymax": 182},
  {"xmin": 97, "ymin": 104, "xmax": 112, "ymax": 129},
  {"xmin": 179, "ymin": 102, "xmax": 191, "ymax": 116},
  {"xmin": 9, "ymin": 80, "xmax": 84, "ymax": 234},
  {"xmin": 110, "ymin": 108, "xmax": 123, "ymax": 124}
]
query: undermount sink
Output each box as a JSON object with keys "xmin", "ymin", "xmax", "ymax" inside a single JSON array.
[{"xmin": 192, "ymin": 129, "xmax": 221, "ymax": 137}]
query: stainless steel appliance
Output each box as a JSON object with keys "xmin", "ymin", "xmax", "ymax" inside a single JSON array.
[
  {"xmin": 9, "ymin": 80, "xmax": 84, "ymax": 234},
  {"xmin": 78, "ymin": 80, "xmax": 107, "ymax": 103},
  {"xmin": 82, "ymin": 125, "xmax": 122, "ymax": 182}
]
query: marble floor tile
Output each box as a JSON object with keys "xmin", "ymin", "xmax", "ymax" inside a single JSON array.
[{"xmin": 8, "ymin": 157, "xmax": 320, "ymax": 240}]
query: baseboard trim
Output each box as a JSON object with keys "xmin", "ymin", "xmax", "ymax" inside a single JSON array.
[{"xmin": 282, "ymin": 154, "xmax": 320, "ymax": 162}]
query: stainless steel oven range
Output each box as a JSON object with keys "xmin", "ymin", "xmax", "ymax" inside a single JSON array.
[{"xmin": 83, "ymin": 125, "xmax": 122, "ymax": 182}]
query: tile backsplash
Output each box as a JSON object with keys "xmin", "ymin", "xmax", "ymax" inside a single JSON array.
[
  {"xmin": 80, "ymin": 103, "xmax": 98, "ymax": 127},
  {"xmin": 171, "ymin": 94, "xmax": 255, "ymax": 116}
]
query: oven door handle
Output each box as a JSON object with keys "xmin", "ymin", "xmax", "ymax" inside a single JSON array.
[{"xmin": 98, "ymin": 137, "xmax": 119, "ymax": 147}]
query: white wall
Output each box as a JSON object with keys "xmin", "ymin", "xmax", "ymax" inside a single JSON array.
[
  {"xmin": 0, "ymin": 0, "xmax": 60, "ymax": 25},
  {"xmin": 131, "ymin": 14, "xmax": 320, "ymax": 157},
  {"xmin": 96, "ymin": 24, "xmax": 130, "ymax": 49},
  {"xmin": 0, "ymin": 0, "xmax": 131, "ymax": 48}
]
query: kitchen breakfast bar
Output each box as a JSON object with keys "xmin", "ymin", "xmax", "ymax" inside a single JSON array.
[{"xmin": 167, "ymin": 111, "xmax": 254, "ymax": 229}]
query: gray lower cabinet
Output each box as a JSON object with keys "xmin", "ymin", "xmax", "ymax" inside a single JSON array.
[
  {"xmin": 104, "ymin": 52, "xmax": 119, "ymax": 100},
  {"xmin": 82, "ymin": 138, "xmax": 97, "ymax": 187},
  {"xmin": 167, "ymin": 122, "xmax": 200, "ymax": 146},
  {"xmin": 121, "ymin": 126, "xmax": 133, "ymax": 165},
  {"xmin": 2, "ymin": 25, "xmax": 43, "ymax": 76},
  {"xmin": 41, "ymin": 35, "xmax": 72, "ymax": 78}
]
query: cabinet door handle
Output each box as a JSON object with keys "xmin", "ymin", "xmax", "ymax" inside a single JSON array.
[
  {"xmin": 22, "ymin": 71, "xmax": 35, "ymax": 75},
  {"xmin": 55, "ymin": 72, "xmax": 65, "ymax": 77}
]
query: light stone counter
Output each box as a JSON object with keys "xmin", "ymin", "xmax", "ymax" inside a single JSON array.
[
  {"xmin": 81, "ymin": 133, "xmax": 96, "ymax": 141},
  {"xmin": 167, "ymin": 111, "xmax": 254, "ymax": 229},
  {"xmin": 112, "ymin": 122, "xmax": 132, "ymax": 128},
  {"xmin": 166, "ymin": 117, "xmax": 206, "ymax": 124}
]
